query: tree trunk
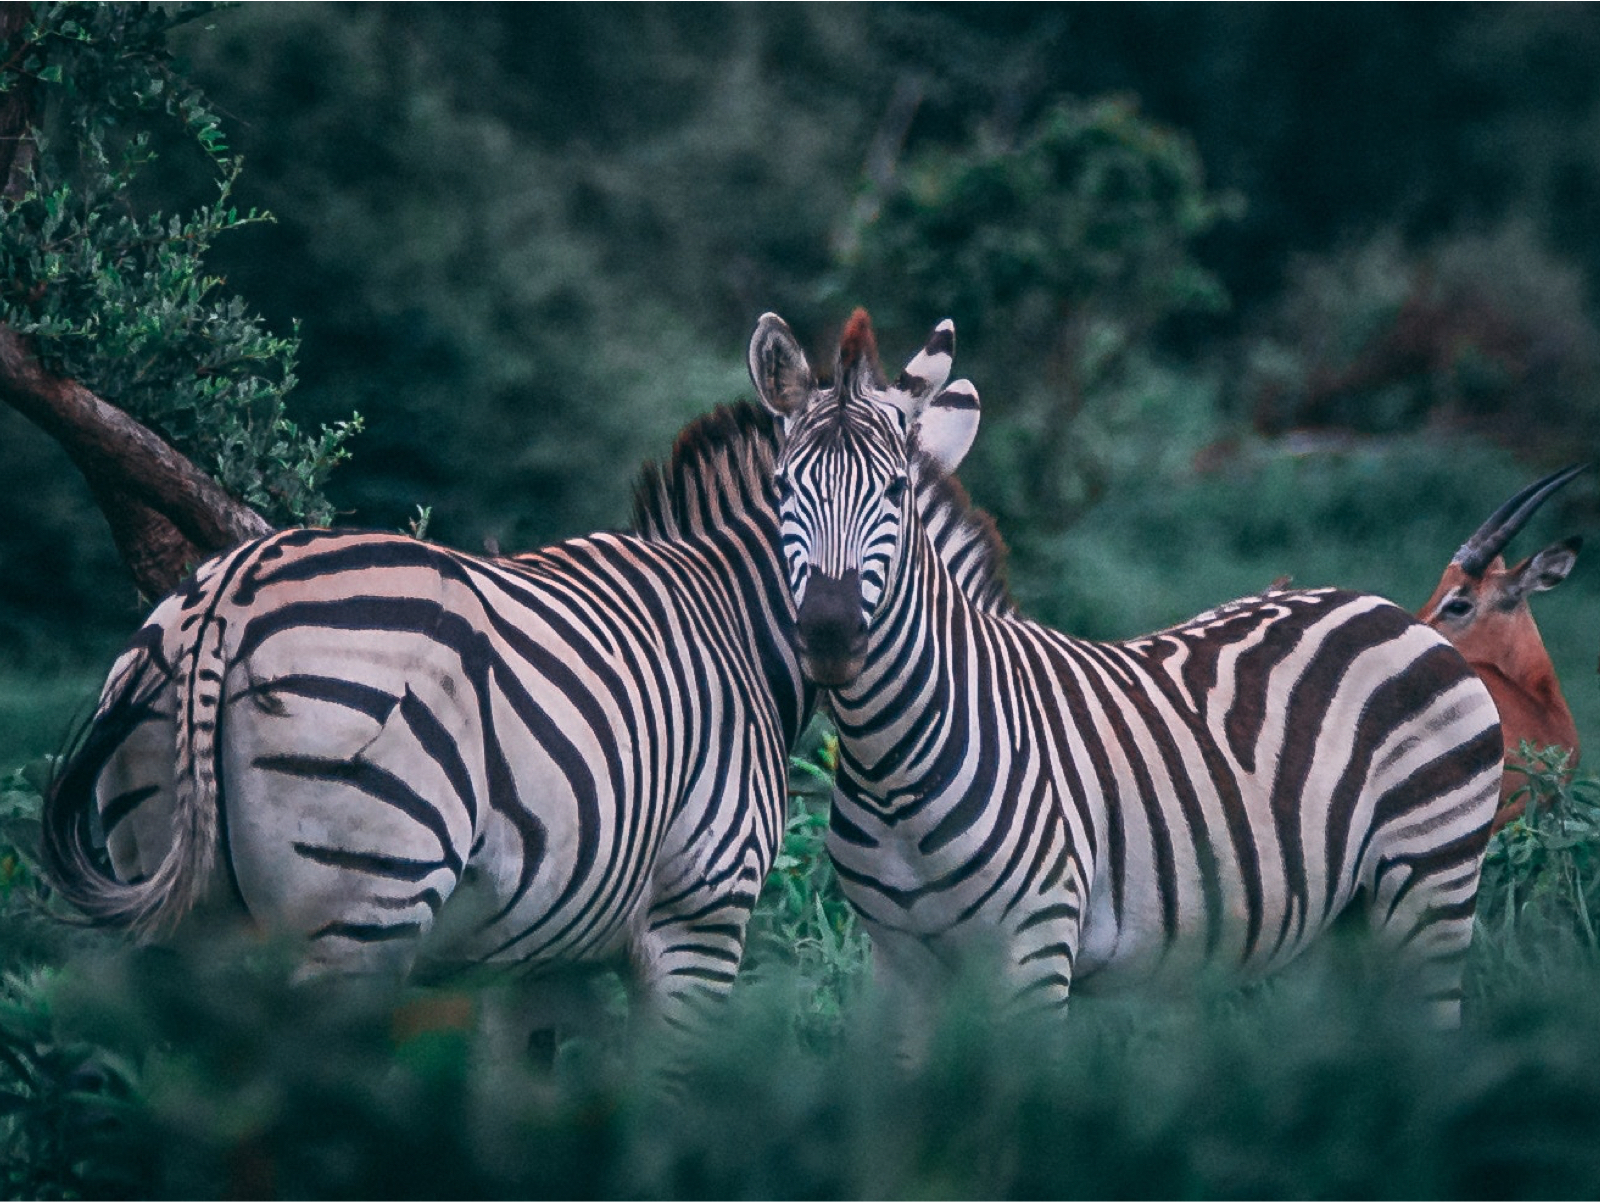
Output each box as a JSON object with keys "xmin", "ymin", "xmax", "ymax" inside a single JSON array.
[
  {"xmin": 0, "ymin": 328, "xmax": 274, "ymax": 597},
  {"xmin": 0, "ymin": 1, "xmax": 274, "ymax": 599}
]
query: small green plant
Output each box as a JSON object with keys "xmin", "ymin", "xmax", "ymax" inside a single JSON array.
[
  {"xmin": 1470, "ymin": 746, "xmax": 1600, "ymax": 997},
  {"xmin": 0, "ymin": 762, "xmax": 48, "ymax": 916},
  {"xmin": 0, "ymin": 762, "xmax": 141, "ymax": 1199},
  {"xmin": 406, "ymin": 504, "xmax": 434, "ymax": 542},
  {"xmin": 0, "ymin": 967, "xmax": 142, "ymax": 1201},
  {"xmin": 744, "ymin": 718, "xmax": 869, "ymax": 1044}
]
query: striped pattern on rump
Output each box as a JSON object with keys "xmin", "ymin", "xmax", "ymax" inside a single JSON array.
[{"xmin": 45, "ymin": 404, "xmax": 805, "ymax": 1024}]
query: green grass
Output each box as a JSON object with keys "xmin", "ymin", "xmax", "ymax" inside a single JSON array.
[{"xmin": 7, "ymin": 737, "xmax": 1600, "ymax": 1198}]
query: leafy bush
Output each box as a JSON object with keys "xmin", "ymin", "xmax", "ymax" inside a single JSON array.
[
  {"xmin": 1472, "ymin": 748, "xmax": 1600, "ymax": 996},
  {"xmin": 1240, "ymin": 224, "xmax": 1600, "ymax": 454},
  {"xmin": 0, "ymin": 3, "xmax": 358, "ymax": 527},
  {"xmin": 838, "ymin": 95, "xmax": 1235, "ymax": 535}
]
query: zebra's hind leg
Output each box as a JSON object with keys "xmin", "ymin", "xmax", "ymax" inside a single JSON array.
[
  {"xmin": 1365, "ymin": 780, "xmax": 1500, "ymax": 1027},
  {"xmin": 635, "ymin": 857, "xmax": 766, "ymax": 1035},
  {"xmin": 468, "ymin": 968, "xmax": 622, "ymax": 1069},
  {"xmin": 221, "ymin": 682, "xmax": 475, "ymax": 983}
]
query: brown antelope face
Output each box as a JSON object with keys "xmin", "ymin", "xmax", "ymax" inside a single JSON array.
[{"xmin": 1419, "ymin": 464, "xmax": 1587, "ymax": 825}]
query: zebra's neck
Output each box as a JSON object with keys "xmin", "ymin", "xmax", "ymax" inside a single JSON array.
[
  {"xmin": 828, "ymin": 506, "xmax": 984, "ymax": 802},
  {"xmin": 910, "ymin": 454, "xmax": 1014, "ymax": 618},
  {"xmin": 628, "ymin": 401, "xmax": 810, "ymax": 744},
  {"xmin": 824, "ymin": 456, "xmax": 1014, "ymax": 804}
]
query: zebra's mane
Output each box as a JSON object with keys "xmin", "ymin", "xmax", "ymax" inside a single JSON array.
[
  {"xmin": 910, "ymin": 449, "xmax": 1016, "ymax": 617},
  {"xmin": 630, "ymin": 401, "xmax": 779, "ymax": 542},
  {"xmin": 629, "ymin": 396, "xmax": 1015, "ymax": 616}
]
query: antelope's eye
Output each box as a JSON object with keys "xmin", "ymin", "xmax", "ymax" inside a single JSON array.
[
  {"xmin": 884, "ymin": 475, "xmax": 909, "ymax": 506},
  {"xmin": 1439, "ymin": 596, "xmax": 1473, "ymax": 620}
]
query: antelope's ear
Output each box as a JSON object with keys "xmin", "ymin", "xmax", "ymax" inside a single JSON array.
[
  {"xmin": 912, "ymin": 379, "xmax": 980, "ymax": 475},
  {"xmin": 749, "ymin": 312, "xmax": 814, "ymax": 422},
  {"xmin": 1511, "ymin": 536, "xmax": 1581, "ymax": 601},
  {"xmin": 886, "ymin": 319, "xmax": 955, "ymax": 424}
]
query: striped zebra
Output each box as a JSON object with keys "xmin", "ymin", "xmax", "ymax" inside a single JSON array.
[
  {"xmin": 44, "ymin": 404, "xmax": 808, "ymax": 1028},
  {"xmin": 44, "ymin": 380, "xmax": 999, "ymax": 1028},
  {"xmin": 749, "ymin": 308, "xmax": 1504, "ymax": 1026}
]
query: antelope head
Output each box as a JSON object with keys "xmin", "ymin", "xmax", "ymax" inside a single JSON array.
[{"xmin": 1420, "ymin": 463, "xmax": 1587, "ymax": 823}]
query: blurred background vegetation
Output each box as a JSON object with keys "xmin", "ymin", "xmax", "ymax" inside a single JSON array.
[
  {"xmin": 6, "ymin": 5, "xmax": 1600, "ymax": 1193},
  {"xmin": 4, "ymin": 2, "xmax": 1599, "ymax": 758}
]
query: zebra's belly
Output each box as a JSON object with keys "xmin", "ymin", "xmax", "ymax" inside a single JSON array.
[
  {"xmin": 830, "ymin": 787, "xmax": 1351, "ymax": 993},
  {"xmin": 1072, "ymin": 851, "xmax": 1351, "ymax": 992},
  {"xmin": 416, "ymin": 845, "xmax": 642, "ymax": 973}
]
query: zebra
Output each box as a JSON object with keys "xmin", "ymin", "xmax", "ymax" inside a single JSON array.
[
  {"xmin": 44, "ymin": 403, "xmax": 807, "ymax": 1031},
  {"xmin": 44, "ymin": 376, "xmax": 1000, "ymax": 1030},
  {"xmin": 749, "ymin": 307, "xmax": 1505, "ymax": 1028}
]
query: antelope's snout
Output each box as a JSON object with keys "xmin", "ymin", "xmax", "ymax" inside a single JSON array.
[{"xmin": 795, "ymin": 569, "xmax": 867, "ymax": 687}]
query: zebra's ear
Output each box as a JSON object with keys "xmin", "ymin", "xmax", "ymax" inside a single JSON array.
[
  {"xmin": 748, "ymin": 312, "xmax": 815, "ymax": 422},
  {"xmin": 912, "ymin": 379, "xmax": 980, "ymax": 474},
  {"xmin": 887, "ymin": 318, "xmax": 956, "ymax": 424}
]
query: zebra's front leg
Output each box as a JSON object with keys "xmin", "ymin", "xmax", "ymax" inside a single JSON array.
[
  {"xmin": 861, "ymin": 893, "xmax": 1085, "ymax": 1068},
  {"xmin": 861, "ymin": 923, "xmax": 955, "ymax": 1068},
  {"xmin": 633, "ymin": 837, "xmax": 769, "ymax": 1038},
  {"xmin": 1004, "ymin": 887, "xmax": 1085, "ymax": 1021}
]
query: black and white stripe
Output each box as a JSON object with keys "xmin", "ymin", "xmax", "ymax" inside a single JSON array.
[
  {"xmin": 751, "ymin": 310, "xmax": 1504, "ymax": 1025},
  {"xmin": 44, "ymin": 399, "xmax": 1002, "ymax": 1026},
  {"xmin": 46, "ymin": 405, "xmax": 808, "ymax": 1024}
]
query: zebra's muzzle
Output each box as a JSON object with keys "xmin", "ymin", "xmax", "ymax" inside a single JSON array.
[{"xmin": 795, "ymin": 568, "xmax": 868, "ymax": 688}]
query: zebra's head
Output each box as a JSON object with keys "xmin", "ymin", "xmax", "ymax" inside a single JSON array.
[{"xmin": 749, "ymin": 308, "xmax": 980, "ymax": 688}]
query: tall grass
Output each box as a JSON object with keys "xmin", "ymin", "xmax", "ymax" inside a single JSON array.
[{"xmin": 6, "ymin": 745, "xmax": 1600, "ymax": 1197}]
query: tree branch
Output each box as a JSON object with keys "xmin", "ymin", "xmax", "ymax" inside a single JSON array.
[
  {"xmin": 0, "ymin": 4, "xmax": 276, "ymax": 600},
  {"xmin": 0, "ymin": 325, "xmax": 273, "ymax": 597}
]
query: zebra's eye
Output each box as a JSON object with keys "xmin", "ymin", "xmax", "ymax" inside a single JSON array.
[
  {"xmin": 883, "ymin": 475, "xmax": 909, "ymax": 507},
  {"xmin": 773, "ymin": 473, "xmax": 794, "ymax": 502},
  {"xmin": 1439, "ymin": 596, "xmax": 1474, "ymax": 620}
]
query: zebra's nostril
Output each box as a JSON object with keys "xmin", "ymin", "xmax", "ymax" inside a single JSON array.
[
  {"xmin": 794, "ymin": 568, "xmax": 868, "ymax": 681},
  {"xmin": 796, "ymin": 570, "xmax": 864, "ymax": 634}
]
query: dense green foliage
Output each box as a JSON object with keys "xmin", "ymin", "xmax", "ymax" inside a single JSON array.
[
  {"xmin": 840, "ymin": 94, "xmax": 1233, "ymax": 529},
  {"xmin": 4, "ymin": 6, "xmax": 1600, "ymax": 1195},
  {"xmin": 6, "ymin": 3, "xmax": 1599, "ymax": 687},
  {"xmin": 6, "ymin": 752, "xmax": 1600, "ymax": 1197}
]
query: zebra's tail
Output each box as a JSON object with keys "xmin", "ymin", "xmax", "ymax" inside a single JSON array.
[{"xmin": 43, "ymin": 611, "xmax": 226, "ymax": 938}]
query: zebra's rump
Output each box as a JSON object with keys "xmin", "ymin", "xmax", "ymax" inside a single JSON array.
[{"xmin": 52, "ymin": 525, "xmax": 794, "ymax": 982}]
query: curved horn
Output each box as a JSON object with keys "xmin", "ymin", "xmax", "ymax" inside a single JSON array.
[{"xmin": 1453, "ymin": 462, "xmax": 1590, "ymax": 577}]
